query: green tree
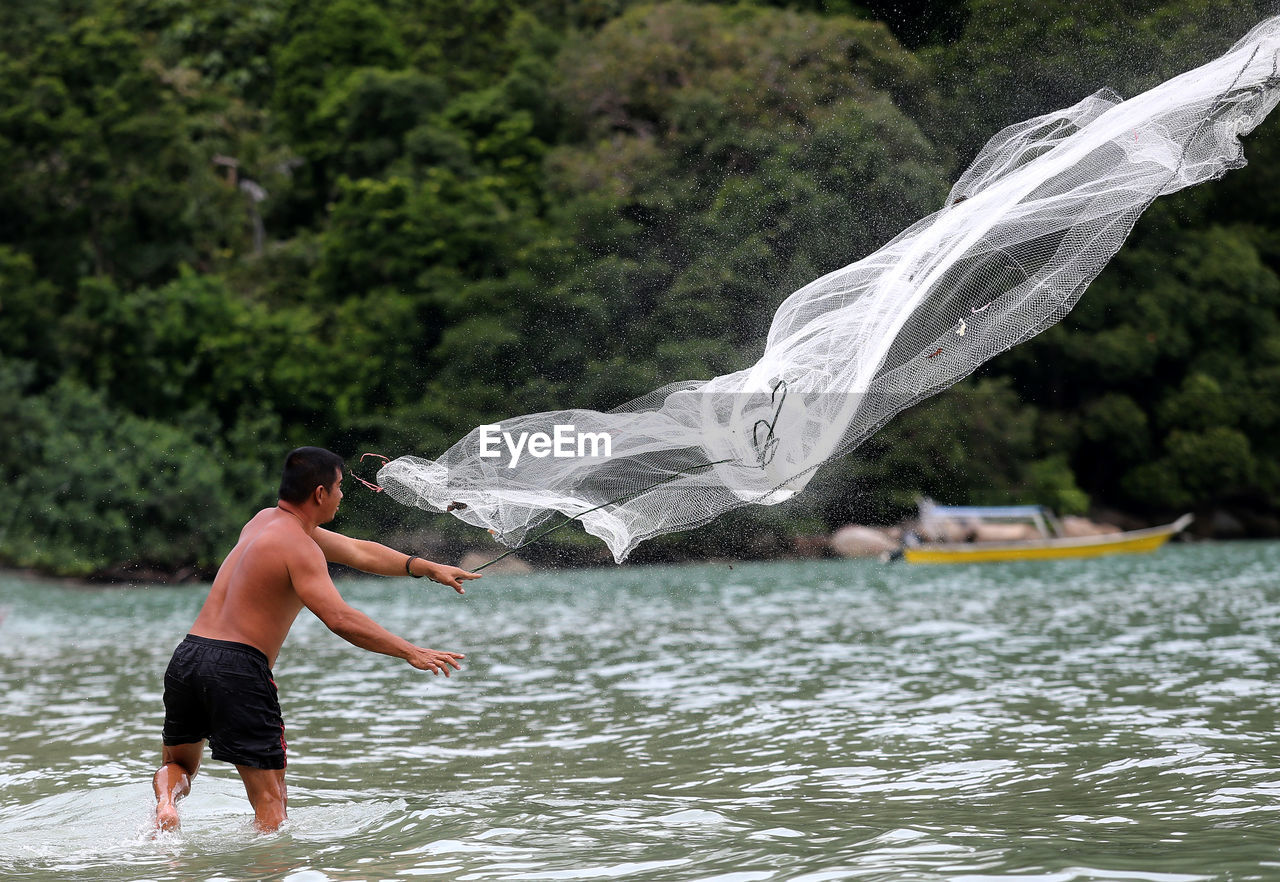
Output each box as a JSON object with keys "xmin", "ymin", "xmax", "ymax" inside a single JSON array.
[
  {"xmin": 549, "ymin": 2, "xmax": 950, "ymax": 403},
  {"xmin": 0, "ymin": 10, "xmax": 242, "ymax": 289},
  {"xmin": 0, "ymin": 358, "xmax": 267, "ymax": 575}
]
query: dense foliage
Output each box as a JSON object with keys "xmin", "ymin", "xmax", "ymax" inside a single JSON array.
[{"xmin": 2, "ymin": 0, "xmax": 1277, "ymax": 575}]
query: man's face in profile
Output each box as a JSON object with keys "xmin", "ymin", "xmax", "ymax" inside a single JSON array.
[{"xmin": 320, "ymin": 469, "xmax": 344, "ymax": 523}]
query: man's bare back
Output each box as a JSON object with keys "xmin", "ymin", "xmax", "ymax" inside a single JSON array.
[
  {"xmin": 153, "ymin": 447, "xmax": 481, "ymax": 833},
  {"xmin": 189, "ymin": 509, "xmax": 316, "ymax": 667}
]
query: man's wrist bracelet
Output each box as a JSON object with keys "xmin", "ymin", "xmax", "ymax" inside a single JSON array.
[{"xmin": 406, "ymin": 555, "xmax": 425, "ymax": 578}]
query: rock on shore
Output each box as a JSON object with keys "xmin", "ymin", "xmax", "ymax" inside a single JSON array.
[{"xmin": 830, "ymin": 525, "xmax": 900, "ymax": 558}]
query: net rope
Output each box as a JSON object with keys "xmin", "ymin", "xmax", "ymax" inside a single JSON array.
[{"xmin": 379, "ymin": 17, "xmax": 1280, "ymax": 563}]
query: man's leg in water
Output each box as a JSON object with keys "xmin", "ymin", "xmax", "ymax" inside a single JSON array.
[
  {"xmin": 237, "ymin": 765, "xmax": 287, "ymax": 832},
  {"xmin": 153, "ymin": 741, "xmax": 202, "ymax": 831}
]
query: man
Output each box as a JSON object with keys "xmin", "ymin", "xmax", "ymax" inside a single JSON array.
[{"xmin": 152, "ymin": 446, "xmax": 480, "ymax": 833}]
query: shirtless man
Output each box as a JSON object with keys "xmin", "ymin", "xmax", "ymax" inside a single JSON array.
[{"xmin": 153, "ymin": 446, "xmax": 480, "ymax": 833}]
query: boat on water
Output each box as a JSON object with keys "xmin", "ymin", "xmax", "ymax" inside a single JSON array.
[{"xmin": 901, "ymin": 500, "xmax": 1193, "ymax": 564}]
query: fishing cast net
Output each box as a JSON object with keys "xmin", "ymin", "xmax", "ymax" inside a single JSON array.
[{"xmin": 379, "ymin": 16, "xmax": 1280, "ymax": 563}]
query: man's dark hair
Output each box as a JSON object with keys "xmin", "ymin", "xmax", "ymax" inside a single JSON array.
[{"xmin": 278, "ymin": 447, "xmax": 344, "ymax": 504}]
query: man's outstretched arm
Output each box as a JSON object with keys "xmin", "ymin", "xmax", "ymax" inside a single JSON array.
[
  {"xmin": 313, "ymin": 528, "xmax": 481, "ymax": 592},
  {"xmin": 289, "ymin": 541, "xmax": 464, "ymax": 675}
]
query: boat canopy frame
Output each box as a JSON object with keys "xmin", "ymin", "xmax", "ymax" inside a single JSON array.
[{"xmin": 917, "ymin": 498, "xmax": 1062, "ymax": 538}]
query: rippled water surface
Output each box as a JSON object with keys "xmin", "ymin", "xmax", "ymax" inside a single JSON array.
[{"xmin": 3, "ymin": 542, "xmax": 1280, "ymax": 880}]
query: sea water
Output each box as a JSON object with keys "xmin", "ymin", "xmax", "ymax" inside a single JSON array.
[{"xmin": 2, "ymin": 542, "xmax": 1280, "ymax": 881}]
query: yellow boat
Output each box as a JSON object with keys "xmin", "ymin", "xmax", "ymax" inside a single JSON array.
[{"xmin": 902, "ymin": 502, "xmax": 1193, "ymax": 564}]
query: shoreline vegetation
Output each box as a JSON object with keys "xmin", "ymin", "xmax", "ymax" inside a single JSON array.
[{"xmin": 3, "ymin": 0, "xmax": 1279, "ymax": 581}]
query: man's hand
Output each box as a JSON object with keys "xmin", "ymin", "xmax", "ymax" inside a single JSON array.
[
  {"xmin": 426, "ymin": 564, "xmax": 482, "ymax": 593},
  {"xmin": 406, "ymin": 646, "xmax": 465, "ymax": 676}
]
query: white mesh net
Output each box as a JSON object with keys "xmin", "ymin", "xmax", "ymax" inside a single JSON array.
[{"xmin": 380, "ymin": 17, "xmax": 1280, "ymax": 563}]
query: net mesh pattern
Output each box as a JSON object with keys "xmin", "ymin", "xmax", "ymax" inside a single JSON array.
[{"xmin": 380, "ymin": 17, "xmax": 1280, "ymax": 562}]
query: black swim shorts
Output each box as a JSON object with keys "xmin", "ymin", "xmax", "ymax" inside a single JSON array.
[{"xmin": 162, "ymin": 634, "xmax": 287, "ymax": 770}]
